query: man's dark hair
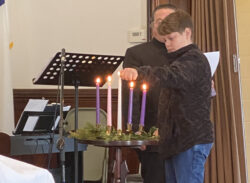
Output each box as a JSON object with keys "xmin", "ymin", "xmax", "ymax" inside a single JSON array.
[
  {"xmin": 158, "ymin": 10, "xmax": 193, "ymax": 35},
  {"xmin": 151, "ymin": 4, "xmax": 177, "ymax": 22}
]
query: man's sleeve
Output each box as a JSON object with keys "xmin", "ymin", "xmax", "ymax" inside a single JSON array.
[
  {"xmin": 122, "ymin": 48, "xmax": 141, "ymax": 131},
  {"xmin": 123, "ymin": 48, "xmax": 141, "ymax": 68}
]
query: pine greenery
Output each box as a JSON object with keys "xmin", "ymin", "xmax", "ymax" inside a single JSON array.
[{"xmin": 69, "ymin": 123, "xmax": 159, "ymax": 142}]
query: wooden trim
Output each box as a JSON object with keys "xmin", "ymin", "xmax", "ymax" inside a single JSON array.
[
  {"xmin": 13, "ymin": 89, "xmax": 118, "ymax": 126},
  {"xmin": 147, "ymin": 0, "xmax": 152, "ymax": 41},
  {"xmin": 225, "ymin": 0, "xmax": 247, "ymax": 181}
]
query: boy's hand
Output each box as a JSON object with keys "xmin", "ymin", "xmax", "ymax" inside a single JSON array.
[{"xmin": 120, "ymin": 68, "xmax": 138, "ymax": 81}]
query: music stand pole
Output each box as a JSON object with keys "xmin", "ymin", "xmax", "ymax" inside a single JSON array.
[
  {"xmin": 57, "ymin": 48, "xmax": 66, "ymax": 183},
  {"xmin": 74, "ymin": 80, "xmax": 80, "ymax": 183},
  {"xmin": 33, "ymin": 50, "xmax": 124, "ymax": 182}
]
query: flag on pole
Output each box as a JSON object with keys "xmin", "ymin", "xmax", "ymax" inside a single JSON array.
[{"xmin": 0, "ymin": 0, "xmax": 14, "ymax": 135}]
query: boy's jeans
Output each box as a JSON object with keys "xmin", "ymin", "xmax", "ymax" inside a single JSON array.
[{"xmin": 165, "ymin": 143, "xmax": 213, "ymax": 183}]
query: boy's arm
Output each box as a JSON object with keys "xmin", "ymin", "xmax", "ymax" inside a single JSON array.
[{"xmin": 137, "ymin": 58, "xmax": 199, "ymax": 89}]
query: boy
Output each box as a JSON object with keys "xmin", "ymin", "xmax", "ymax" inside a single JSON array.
[
  {"xmin": 122, "ymin": 4, "xmax": 177, "ymax": 183},
  {"xmin": 120, "ymin": 10, "xmax": 214, "ymax": 183}
]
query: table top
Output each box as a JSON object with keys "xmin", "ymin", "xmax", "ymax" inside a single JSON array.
[{"xmin": 78, "ymin": 139, "xmax": 159, "ymax": 147}]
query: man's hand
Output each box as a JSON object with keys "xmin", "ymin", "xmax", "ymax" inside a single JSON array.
[
  {"xmin": 211, "ymin": 80, "xmax": 215, "ymax": 88},
  {"xmin": 153, "ymin": 129, "xmax": 159, "ymax": 137},
  {"xmin": 120, "ymin": 68, "xmax": 138, "ymax": 81},
  {"xmin": 140, "ymin": 145, "xmax": 146, "ymax": 151},
  {"xmin": 211, "ymin": 80, "xmax": 216, "ymax": 97},
  {"xmin": 135, "ymin": 131, "xmax": 146, "ymax": 151}
]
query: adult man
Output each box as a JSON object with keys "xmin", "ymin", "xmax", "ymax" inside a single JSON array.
[
  {"xmin": 121, "ymin": 10, "xmax": 214, "ymax": 183},
  {"xmin": 122, "ymin": 4, "xmax": 177, "ymax": 183}
]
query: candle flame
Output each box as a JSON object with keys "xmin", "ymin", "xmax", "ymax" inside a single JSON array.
[
  {"xmin": 129, "ymin": 81, "xmax": 134, "ymax": 88},
  {"xmin": 96, "ymin": 77, "xmax": 101, "ymax": 84},
  {"xmin": 107, "ymin": 75, "xmax": 112, "ymax": 82},
  {"xmin": 142, "ymin": 83, "xmax": 147, "ymax": 91}
]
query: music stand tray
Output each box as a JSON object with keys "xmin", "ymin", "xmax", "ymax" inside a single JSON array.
[{"xmin": 33, "ymin": 52, "xmax": 124, "ymax": 86}]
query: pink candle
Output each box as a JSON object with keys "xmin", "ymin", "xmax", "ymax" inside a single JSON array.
[
  {"xmin": 96, "ymin": 77, "xmax": 101, "ymax": 125},
  {"xmin": 107, "ymin": 76, "xmax": 112, "ymax": 127},
  {"xmin": 139, "ymin": 84, "xmax": 147, "ymax": 127}
]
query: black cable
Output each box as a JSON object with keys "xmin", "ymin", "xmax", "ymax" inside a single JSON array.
[
  {"xmin": 47, "ymin": 79, "xmax": 60, "ymax": 169},
  {"xmin": 34, "ymin": 139, "xmax": 39, "ymax": 154}
]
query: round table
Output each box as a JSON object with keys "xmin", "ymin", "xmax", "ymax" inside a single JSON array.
[{"xmin": 79, "ymin": 139, "xmax": 159, "ymax": 183}]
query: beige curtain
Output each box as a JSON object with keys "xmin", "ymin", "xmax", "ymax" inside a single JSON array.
[
  {"xmin": 191, "ymin": 0, "xmax": 247, "ymax": 183},
  {"xmin": 151, "ymin": 0, "xmax": 160, "ymax": 17},
  {"xmin": 152, "ymin": 0, "xmax": 160, "ymax": 8}
]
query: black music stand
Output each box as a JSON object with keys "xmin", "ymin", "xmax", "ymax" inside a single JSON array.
[{"xmin": 33, "ymin": 50, "xmax": 124, "ymax": 183}]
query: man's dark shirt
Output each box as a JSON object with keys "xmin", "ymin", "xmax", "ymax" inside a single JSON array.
[
  {"xmin": 123, "ymin": 38, "xmax": 169, "ymax": 135},
  {"xmin": 138, "ymin": 44, "xmax": 214, "ymax": 159}
]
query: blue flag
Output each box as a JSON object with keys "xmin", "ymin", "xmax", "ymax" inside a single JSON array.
[{"xmin": 0, "ymin": 0, "xmax": 4, "ymax": 6}]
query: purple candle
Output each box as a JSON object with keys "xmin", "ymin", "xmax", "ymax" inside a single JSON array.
[
  {"xmin": 128, "ymin": 81, "xmax": 134, "ymax": 124},
  {"xmin": 96, "ymin": 78, "xmax": 101, "ymax": 125},
  {"xmin": 139, "ymin": 84, "xmax": 147, "ymax": 127}
]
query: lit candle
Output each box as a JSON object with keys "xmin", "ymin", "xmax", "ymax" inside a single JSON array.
[
  {"xmin": 117, "ymin": 72, "xmax": 122, "ymax": 131},
  {"xmin": 128, "ymin": 81, "xmax": 134, "ymax": 124},
  {"xmin": 139, "ymin": 84, "xmax": 147, "ymax": 127},
  {"xmin": 107, "ymin": 76, "xmax": 112, "ymax": 127},
  {"xmin": 96, "ymin": 77, "xmax": 101, "ymax": 125}
]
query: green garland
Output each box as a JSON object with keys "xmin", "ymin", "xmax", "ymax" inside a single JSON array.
[{"xmin": 69, "ymin": 123, "xmax": 159, "ymax": 141}]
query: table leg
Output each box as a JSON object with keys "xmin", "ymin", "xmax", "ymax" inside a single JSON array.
[
  {"xmin": 112, "ymin": 147, "xmax": 129, "ymax": 183},
  {"xmin": 120, "ymin": 161, "xmax": 129, "ymax": 183},
  {"xmin": 113, "ymin": 147, "xmax": 121, "ymax": 183}
]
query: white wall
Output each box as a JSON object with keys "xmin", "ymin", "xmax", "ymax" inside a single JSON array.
[{"xmin": 8, "ymin": 0, "xmax": 147, "ymax": 89}]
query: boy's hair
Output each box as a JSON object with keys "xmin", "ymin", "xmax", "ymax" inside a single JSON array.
[
  {"xmin": 158, "ymin": 10, "xmax": 193, "ymax": 36},
  {"xmin": 151, "ymin": 4, "xmax": 177, "ymax": 22}
]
